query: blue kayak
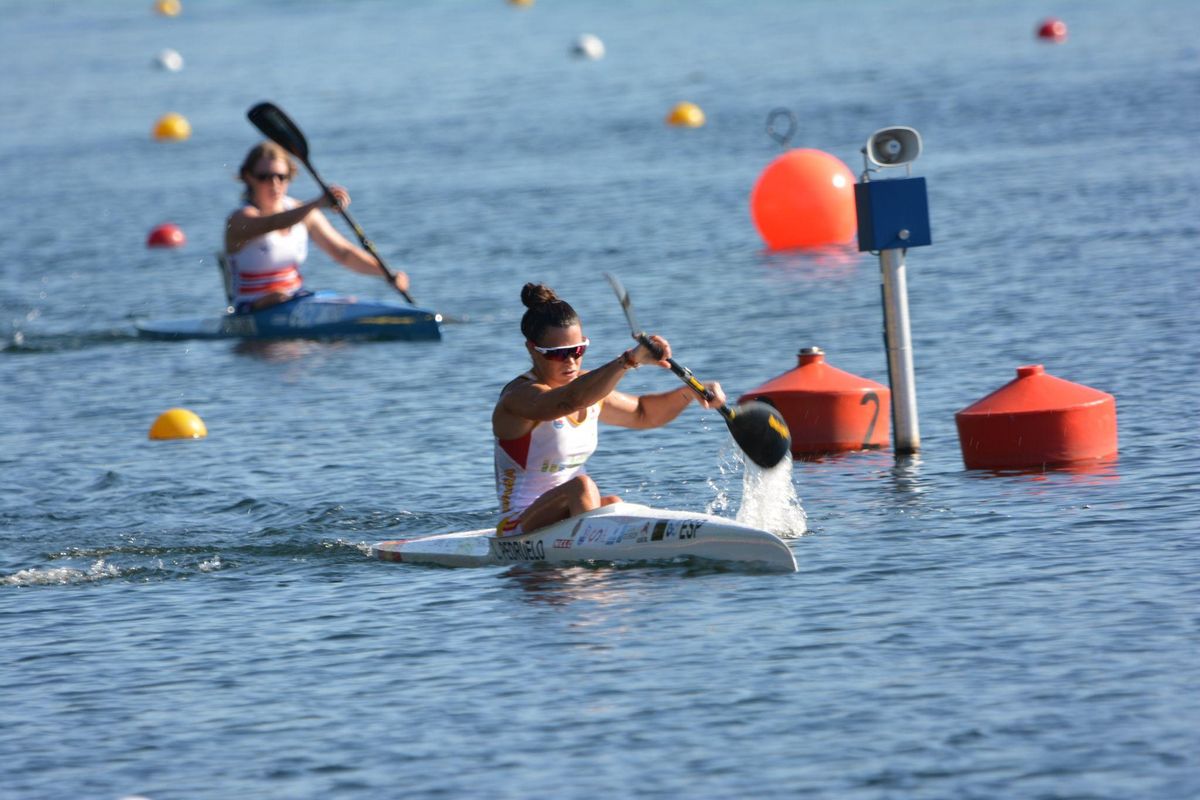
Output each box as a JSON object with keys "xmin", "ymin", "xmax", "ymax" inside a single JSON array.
[{"xmin": 135, "ymin": 291, "xmax": 443, "ymax": 342}]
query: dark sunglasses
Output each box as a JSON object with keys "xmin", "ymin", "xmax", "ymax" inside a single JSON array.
[
  {"xmin": 252, "ymin": 172, "xmax": 291, "ymax": 183},
  {"xmin": 532, "ymin": 338, "xmax": 589, "ymax": 361}
]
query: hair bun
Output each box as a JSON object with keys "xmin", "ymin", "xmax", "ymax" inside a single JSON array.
[{"xmin": 520, "ymin": 283, "xmax": 559, "ymax": 309}]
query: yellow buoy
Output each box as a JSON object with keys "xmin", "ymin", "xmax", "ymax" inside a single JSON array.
[
  {"xmin": 666, "ymin": 101, "xmax": 705, "ymax": 128},
  {"xmin": 508, "ymin": 0, "xmax": 534, "ymax": 7},
  {"xmin": 155, "ymin": 0, "xmax": 182, "ymax": 16},
  {"xmin": 149, "ymin": 408, "xmax": 207, "ymax": 440},
  {"xmin": 153, "ymin": 113, "xmax": 191, "ymax": 141}
]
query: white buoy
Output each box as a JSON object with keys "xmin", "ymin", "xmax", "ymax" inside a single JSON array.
[
  {"xmin": 571, "ymin": 34, "xmax": 605, "ymax": 60},
  {"xmin": 154, "ymin": 48, "xmax": 184, "ymax": 72}
]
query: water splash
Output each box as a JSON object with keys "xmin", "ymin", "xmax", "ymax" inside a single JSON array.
[
  {"xmin": 706, "ymin": 442, "xmax": 807, "ymax": 537},
  {"xmin": 1, "ymin": 559, "xmax": 122, "ymax": 587},
  {"xmin": 197, "ymin": 555, "xmax": 223, "ymax": 572},
  {"xmin": 736, "ymin": 454, "xmax": 807, "ymax": 538}
]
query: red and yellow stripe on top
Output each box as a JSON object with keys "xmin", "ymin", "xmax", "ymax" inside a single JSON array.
[
  {"xmin": 233, "ymin": 264, "xmax": 302, "ymax": 301},
  {"xmin": 493, "ymin": 399, "xmax": 601, "ymax": 528},
  {"xmin": 495, "ymin": 515, "xmax": 523, "ymax": 537}
]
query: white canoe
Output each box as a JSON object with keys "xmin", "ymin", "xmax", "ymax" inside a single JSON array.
[{"xmin": 371, "ymin": 502, "xmax": 797, "ymax": 572}]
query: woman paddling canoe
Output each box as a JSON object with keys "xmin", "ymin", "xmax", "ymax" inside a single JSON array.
[
  {"xmin": 493, "ymin": 283, "xmax": 725, "ymax": 535},
  {"xmin": 223, "ymin": 141, "xmax": 410, "ymax": 312}
]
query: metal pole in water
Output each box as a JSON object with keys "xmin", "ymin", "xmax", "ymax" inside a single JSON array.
[
  {"xmin": 854, "ymin": 125, "xmax": 931, "ymax": 457},
  {"xmin": 879, "ymin": 247, "xmax": 920, "ymax": 453}
]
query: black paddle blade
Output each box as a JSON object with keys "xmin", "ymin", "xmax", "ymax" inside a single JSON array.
[
  {"xmin": 247, "ymin": 102, "xmax": 309, "ymax": 161},
  {"xmin": 724, "ymin": 401, "xmax": 792, "ymax": 468}
]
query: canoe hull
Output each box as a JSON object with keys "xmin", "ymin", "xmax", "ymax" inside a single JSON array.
[
  {"xmin": 135, "ymin": 291, "xmax": 442, "ymax": 342},
  {"xmin": 372, "ymin": 502, "xmax": 797, "ymax": 572}
]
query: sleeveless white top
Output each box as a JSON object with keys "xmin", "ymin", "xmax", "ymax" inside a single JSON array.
[
  {"xmin": 495, "ymin": 375, "xmax": 601, "ymax": 522},
  {"xmin": 227, "ymin": 197, "xmax": 308, "ymax": 305}
]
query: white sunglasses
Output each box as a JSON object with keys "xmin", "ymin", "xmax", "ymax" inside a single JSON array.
[{"xmin": 531, "ymin": 338, "xmax": 590, "ymax": 361}]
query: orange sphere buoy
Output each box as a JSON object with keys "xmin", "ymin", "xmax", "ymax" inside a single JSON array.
[
  {"xmin": 155, "ymin": 0, "xmax": 182, "ymax": 17},
  {"xmin": 750, "ymin": 149, "xmax": 857, "ymax": 250},
  {"xmin": 740, "ymin": 347, "xmax": 890, "ymax": 455},
  {"xmin": 665, "ymin": 101, "xmax": 705, "ymax": 128},
  {"xmin": 153, "ymin": 112, "xmax": 191, "ymax": 141},
  {"xmin": 147, "ymin": 223, "xmax": 186, "ymax": 248},
  {"xmin": 955, "ymin": 364, "xmax": 1117, "ymax": 470},
  {"xmin": 1036, "ymin": 18, "xmax": 1067, "ymax": 42},
  {"xmin": 149, "ymin": 408, "xmax": 207, "ymax": 440}
]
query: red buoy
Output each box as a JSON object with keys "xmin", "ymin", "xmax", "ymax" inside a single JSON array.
[
  {"xmin": 740, "ymin": 347, "xmax": 890, "ymax": 455},
  {"xmin": 955, "ymin": 364, "xmax": 1117, "ymax": 470},
  {"xmin": 1036, "ymin": 18, "xmax": 1067, "ymax": 42},
  {"xmin": 147, "ymin": 223, "xmax": 186, "ymax": 248},
  {"xmin": 749, "ymin": 149, "xmax": 857, "ymax": 250}
]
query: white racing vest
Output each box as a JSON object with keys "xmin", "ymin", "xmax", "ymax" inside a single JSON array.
[
  {"xmin": 495, "ymin": 379, "xmax": 601, "ymax": 522},
  {"xmin": 227, "ymin": 197, "xmax": 308, "ymax": 305}
]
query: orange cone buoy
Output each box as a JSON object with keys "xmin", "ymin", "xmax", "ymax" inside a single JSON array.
[
  {"xmin": 1036, "ymin": 18, "xmax": 1067, "ymax": 42},
  {"xmin": 740, "ymin": 347, "xmax": 890, "ymax": 455},
  {"xmin": 955, "ymin": 364, "xmax": 1117, "ymax": 470},
  {"xmin": 665, "ymin": 101, "xmax": 705, "ymax": 128},
  {"xmin": 750, "ymin": 149, "xmax": 857, "ymax": 250},
  {"xmin": 147, "ymin": 223, "xmax": 185, "ymax": 248},
  {"xmin": 149, "ymin": 408, "xmax": 207, "ymax": 440}
]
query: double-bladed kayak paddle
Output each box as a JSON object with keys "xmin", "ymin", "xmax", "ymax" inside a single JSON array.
[{"xmin": 247, "ymin": 101, "xmax": 417, "ymax": 306}]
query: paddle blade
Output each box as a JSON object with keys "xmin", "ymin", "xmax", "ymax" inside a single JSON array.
[
  {"xmin": 724, "ymin": 401, "xmax": 792, "ymax": 468},
  {"xmin": 247, "ymin": 102, "xmax": 309, "ymax": 161}
]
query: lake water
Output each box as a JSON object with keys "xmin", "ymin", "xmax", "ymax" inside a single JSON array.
[{"xmin": 2, "ymin": 1, "xmax": 1198, "ymax": 798}]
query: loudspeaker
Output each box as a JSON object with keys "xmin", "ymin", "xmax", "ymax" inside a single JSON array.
[{"xmin": 864, "ymin": 127, "xmax": 922, "ymax": 167}]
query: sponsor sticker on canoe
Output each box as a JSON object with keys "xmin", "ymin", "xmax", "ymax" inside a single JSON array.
[
  {"xmin": 646, "ymin": 520, "xmax": 703, "ymax": 541},
  {"xmin": 605, "ymin": 525, "xmax": 624, "ymax": 546},
  {"xmin": 621, "ymin": 524, "xmax": 645, "ymax": 544},
  {"xmin": 570, "ymin": 520, "xmax": 713, "ymax": 548},
  {"xmin": 575, "ymin": 523, "xmax": 610, "ymax": 546}
]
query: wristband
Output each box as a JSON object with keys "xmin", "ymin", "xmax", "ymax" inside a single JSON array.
[{"xmin": 620, "ymin": 349, "xmax": 639, "ymax": 370}]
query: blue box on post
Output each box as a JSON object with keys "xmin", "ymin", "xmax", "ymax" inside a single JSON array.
[{"xmin": 854, "ymin": 177, "xmax": 932, "ymax": 252}]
